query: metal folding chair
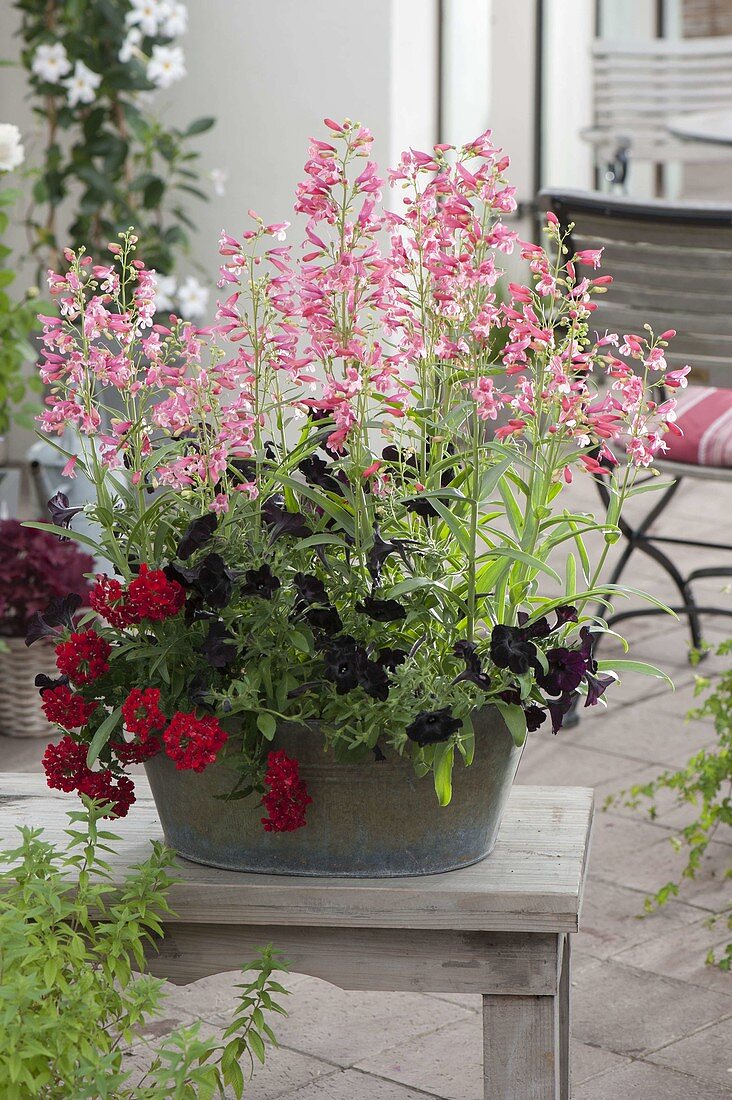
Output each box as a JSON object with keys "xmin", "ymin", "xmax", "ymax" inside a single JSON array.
[
  {"xmin": 584, "ymin": 36, "xmax": 732, "ymax": 192},
  {"xmin": 539, "ymin": 189, "xmax": 732, "ymax": 653}
]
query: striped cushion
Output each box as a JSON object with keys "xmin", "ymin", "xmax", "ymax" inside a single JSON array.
[{"xmin": 664, "ymin": 385, "xmax": 732, "ymax": 468}]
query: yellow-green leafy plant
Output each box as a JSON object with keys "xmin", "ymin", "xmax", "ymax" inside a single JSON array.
[{"xmin": 0, "ymin": 799, "xmax": 289, "ymax": 1097}]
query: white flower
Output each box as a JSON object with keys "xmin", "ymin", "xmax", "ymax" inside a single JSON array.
[
  {"xmin": 0, "ymin": 124, "xmax": 25, "ymax": 172},
  {"xmin": 160, "ymin": 0, "xmax": 188, "ymax": 37},
  {"xmin": 209, "ymin": 168, "xmax": 227, "ymax": 197},
  {"xmin": 126, "ymin": 0, "xmax": 165, "ymax": 37},
  {"xmin": 147, "ymin": 44, "xmax": 186, "ymax": 89},
  {"xmin": 154, "ymin": 273, "xmax": 177, "ymax": 312},
  {"xmin": 31, "ymin": 42, "xmax": 72, "ymax": 84},
  {"xmin": 177, "ymin": 276, "xmax": 209, "ymax": 320},
  {"xmin": 64, "ymin": 60, "xmax": 102, "ymax": 107},
  {"xmin": 119, "ymin": 27, "xmax": 143, "ymax": 64}
]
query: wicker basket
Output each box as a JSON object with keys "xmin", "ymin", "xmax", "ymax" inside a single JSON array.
[{"xmin": 0, "ymin": 637, "xmax": 57, "ymax": 738}]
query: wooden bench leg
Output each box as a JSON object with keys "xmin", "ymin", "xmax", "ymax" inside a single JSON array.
[{"xmin": 482, "ymin": 934, "xmax": 570, "ymax": 1100}]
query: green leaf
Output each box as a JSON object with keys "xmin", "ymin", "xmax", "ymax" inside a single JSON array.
[
  {"xmin": 86, "ymin": 708, "xmax": 122, "ymax": 768},
  {"xmin": 595, "ymin": 660, "xmax": 674, "ymax": 690},
  {"xmin": 256, "ymin": 712, "xmax": 277, "ymax": 740},
  {"xmin": 185, "ymin": 116, "xmax": 216, "ymax": 136},
  {"xmin": 433, "ymin": 742, "xmax": 455, "ymax": 807},
  {"xmin": 495, "ymin": 701, "xmax": 528, "ymax": 747}
]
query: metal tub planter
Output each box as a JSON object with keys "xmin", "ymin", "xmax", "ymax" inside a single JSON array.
[{"xmin": 144, "ymin": 708, "xmax": 522, "ymax": 878}]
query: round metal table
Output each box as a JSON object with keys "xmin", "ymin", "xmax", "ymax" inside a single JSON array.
[{"xmin": 668, "ymin": 109, "xmax": 732, "ymax": 146}]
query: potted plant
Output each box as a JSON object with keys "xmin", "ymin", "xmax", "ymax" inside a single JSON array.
[
  {"xmin": 28, "ymin": 120, "xmax": 678, "ymax": 875},
  {"xmin": 0, "ymin": 519, "xmax": 91, "ymax": 737}
]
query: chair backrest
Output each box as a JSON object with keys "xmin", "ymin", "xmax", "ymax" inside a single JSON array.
[
  {"xmin": 538, "ymin": 189, "xmax": 732, "ymax": 388},
  {"xmin": 589, "ymin": 35, "xmax": 732, "ymax": 161}
]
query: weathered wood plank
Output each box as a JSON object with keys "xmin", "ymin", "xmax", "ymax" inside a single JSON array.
[
  {"xmin": 0, "ymin": 776, "xmax": 594, "ymax": 933},
  {"xmin": 483, "ymin": 986, "xmax": 560, "ymax": 1100},
  {"xmin": 146, "ymin": 924, "xmax": 561, "ymax": 994}
]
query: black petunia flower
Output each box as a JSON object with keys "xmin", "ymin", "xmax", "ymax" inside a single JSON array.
[
  {"xmin": 26, "ymin": 593, "xmax": 83, "ymax": 647},
  {"xmin": 35, "ymin": 672, "xmax": 70, "ymax": 695},
  {"xmin": 524, "ymin": 704, "xmax": 548, "ymax": 732},
  {"xmin": 584, "ymin": 671, "xmax": 614, "ymax": 708},
  {"xmin": 547, "ymin": 693, "xmax": 575, "ymax": 734},
  {"xmin": 406, "ymin": 707, "xmax": 462, "ymax": 746},
  {"xmin": 489, "ymin": 624, "xmax": 536, "ymax": 675},
  {"xmin": 306, "ymin": 605, "xmax": 343, "ymax": 634},
  {"xmin": 536, "ymin": 647, "xmax": 586, "ymax": 696},
  {"xmin": 177, "ymin": 513, "xmax": 218, "ymax": 561},
  {"xmin": 170, "ymin": 553, "xmax": 237, "ymax": 609},
  {"xmin": 554, "ymin": 604, "xmax": 578, "ymax": 629},
  {"xmin": 261, "ymin": 497, "xmax": 312, "ymax": 542},
  {"xmin": 517, "ymin": 611, "xmax": 551, "ymax": 639},
  {"xmin": 323, "ymin": 636, "xmax": 363, "ymax": 694},
  {"xmin": 240, "ymin": 564, "xmax": 281, "ymax": 600},
  {"xmin": 356, "ymin": 596, "xmax": 407, "ymax": 622},
  {"xmin": 298, "ymin": 454, "xmax": 344, "ymax": 495},
  {"xmin": 293, "ymin": 572, "xmax": 329, "ymax": 606},
  {"xmin": 452, "ymin": 640, "xmax": 492, "ymax": 691},
  {"xmin": 376, "ymin": 647, "xmax": 408, "ymax": 672},
  {"xmin": 366, "ymin": 527, "xmax": 416, "ymax": 583},
  {"xmin": 47, "ymin": 492, "xmax": 83, "ymax": 540},
  {"xmin": 188, "ymin": 670, "xmax": 215, "ymax": 711},
  {"xmin": 199, "ymin": 620, "xmax": 238, "ymax": 668}
]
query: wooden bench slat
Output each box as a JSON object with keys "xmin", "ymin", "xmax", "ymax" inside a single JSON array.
[{"xmin": 0, "ymin": 775, "xmax": 594, "ymax": 933}]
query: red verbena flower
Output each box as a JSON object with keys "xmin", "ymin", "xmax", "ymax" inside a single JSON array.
[
  {"xmin": 111, "ymin": 735, "xmax": 161, "ymax": 764},
  {"xmin": 125, "ymin": 564, "xmax": 185, "ymax": 623},
  {"xmin": 42, "ymin": 735, "xmax": 90, "ymax": 792},
  {"xmin": 163, "ymin": 711, "xmax": 227, "ymax": 772},
  {"xmin": 77, "ymin": 770, "xmax": 136, "ymax": 817},
  {"xmin": 41, "ymin": 685, "xmax": 98, "ymax": 729},
  {"xmin": 261, "ymin": 749, "xmax": 312, "ymax": 832},
  {"xmin": 89, "ymin": 575, "xmax": 133, "ymax": 628},
  {"xmin": 122, "ymin": 687, "xmax": 166, "ymax": 737},
  {"xmin": 55, "ymin": 629, "xmax": 111, "ymax": 684}
]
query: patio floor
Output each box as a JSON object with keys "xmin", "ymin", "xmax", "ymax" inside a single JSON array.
[{"xmin": 2, "ymin": 474, "xmax": 731, "ymax": 1098}]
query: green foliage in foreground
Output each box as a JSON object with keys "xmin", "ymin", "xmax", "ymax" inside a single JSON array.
[
  {"xmin": 614, "ymin": 639, "xmax": 731, "ymax": 970},
  {"xmin": 0, "ymin": 800, "xmax": 289, "ymax": 1097}
]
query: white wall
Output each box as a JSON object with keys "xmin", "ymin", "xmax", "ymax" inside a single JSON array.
[
  {"xmin": 0, "ymin": 0, "xmax": 440, "ymax": 460},
  {"xmin": 541, "ymin": 0, "xmax": 595, "ymax": 191}
]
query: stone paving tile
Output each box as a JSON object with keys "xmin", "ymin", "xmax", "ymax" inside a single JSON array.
[
  {"xmin": 612, "ymin": 917, "xmax": 732, "ymax": 994},
  {"xmin": 163, "ymin": 969, "xmax": 310, "ymax": 1026},
  {"xmin": 516, "ymin": 737, "xmax": 645, "ymax": 788},
  {"xmin": 573, "ymin": 1058, "xmax": 732, "ymax": 1100},
  {"xmin": 572, "ymin": 957, "xmax": 732, "ymax": 1058},
  {"xmin": 647, "ymin": 1017, "xmax": 732, "ymax": 1092},
  {"xmin": 576, "ymin": 875, "xmax": 703, "ymax": 960},
  {"xmin": 594, "ymin": 834, "xmax": 732, "ymax": 913},
  {"xmin": 354, "ymin": 1018, "xmax": 482, "ymax": 1100},
  {"xmin": 205, "ymin": 974, "xmax": 473, "ymax": 1069},
  {"xmin": 571, "ymin": 1041, "xmax": 630, "ymax": 1087},
  {"xmin": 281, "ymin": 1068, "xmax": 435, "ymax": 1098}
]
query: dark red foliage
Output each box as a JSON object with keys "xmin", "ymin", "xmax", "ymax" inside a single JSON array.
[
  {"xmin": 261, "ymin": 749, "xmax": 312, "ymax": 832},
  {"xmin": 0, "ymin": 520, "xmax": 92, "ymax": 636}
]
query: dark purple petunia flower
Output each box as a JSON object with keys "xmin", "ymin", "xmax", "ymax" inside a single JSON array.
[
  {"xmin": 47, "ymin": 492, "xmax": 83, "ymax": 540},
  {"xmin": 452, "ymin": 640, "xmax": 492, "ymax": 691},
  {"xmin": 490, "ymin": 624, "xmax": 536, "ymax": 675},
  {"xmin": 293, "ymin": 572, "xmax": 329, "ymax": 606},
  {"xmin": 356, "ymin": 595, "xmax": 406, "ymax": 622},
  {"xmin": 366, "ymin": 527, "xmax": 416, "ymax": 583},
  {"xmin": 553, "ymin": 605, "xmax": 578, "ymax": 629},
  {"xmin": 298, "ymin": 454, "xmax": 345, "ymax": 495},
  {"xmin": 34, "ymin": 672, "xmax": 70, "ymax": 695},
  {"xmin": 306, "ymin": 605, "xmax": 343, "ymax": 634},
  {"xmin": 25, "ymin": 593, "xmax": 84, "ymax": 647},
  {"xmin": 536, "ymin": 647, "xmax": 586, "ymax": 696},
  {"xmin": 169, "ymin": 553, "xmax": 237, "ymax": 609},
  {"xmin": 584, "ymin": 671, "xmax": 614, "ymax": 707},
  {"xmin": 517, "ymin": 612, "xmax": 551, "ymax": 639},
  {"xmin": 199, "ymin": 620, "xmax": 238, "ymax": 668},
  {"xmin": 376, "ymin": 647, "xmax": 408, "ymax": 672},
  {"xmin": 240, "ymin": 564, "xmax": 281, "ymax": 600},
  {"xmin": 547, "ymin": 693, "xmax": 575, "ymax": 734},
  {"xmin": 405, "ymin": 707, "xmax": 462, "ymax": 746},
  {"xmin": 261, "ymin": 497, "xmax": 312, "ymax": 542},
  {"xmin": 322, "ymin": 635, "xmax": 391, "ymax": 700},
  {"xmin": 177, "ymin": 513, "xmax": 218, "ymax": 561},
  {"xmin": 524, "ymin": 703, "xmax": 548, "ymax": 732},
  {"xmin": 293, "ymin": 572, "xmax": 342, "ymax": 634}
]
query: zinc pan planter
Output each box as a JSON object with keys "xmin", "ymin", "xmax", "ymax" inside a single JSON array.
[{"xmin": 144, "ymin": 707, "xmax": 523, "ymax": 878}]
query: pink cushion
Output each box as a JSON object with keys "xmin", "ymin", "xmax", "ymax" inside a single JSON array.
[{"xmin": 664, "ymin": 385, "xmax": 732, "ymax": 468}]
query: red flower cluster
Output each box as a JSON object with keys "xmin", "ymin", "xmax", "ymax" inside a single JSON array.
[
  {"xmin": 163, "ymin": 711, "xmax": 227, "ymax": 772},
  {"xmin": 41, "ymin": 685, "xmax": 98, "ymax": 729},
  {"xmin": 89, "ymin": 566, "xmax": 185, "ymax": 627},
  {"xmin": 261, "ymin": 750, "xmax": 312, "ymax": 832},
  {"xmin": 122, "ymin": 687, "xmax": 166, "ymax": 737},
  {"xmin": 55, "ymin": 629, "xmax": 111, "ymax": 684},
  {"xmin": 42, "ymin": 735, "xmax": 135, "ymax": 817},
  {"xmin": 113, "ymin": 687, "xmax": 167, "ymax": 764},
  {"xmin": 89, "ymin": 576, "xmax": 129, "ymax": 628}
]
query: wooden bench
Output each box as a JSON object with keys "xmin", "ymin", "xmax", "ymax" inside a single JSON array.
[{"xmin": 0, "ymin": 775, "xmax": 593, "ymax": 1100}]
